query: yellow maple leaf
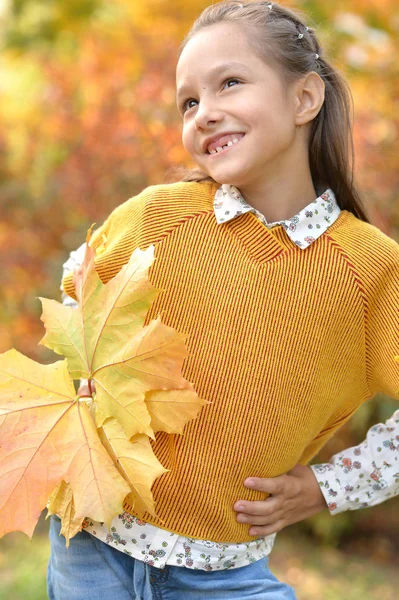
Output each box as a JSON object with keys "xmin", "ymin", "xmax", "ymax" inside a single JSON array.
[
  {"xmin": 99, "ymin": 417, "xmax": 168, "ymax": 517},
  {"xmin": 0, "ymin": 353, "xmax": 130, "ymax": 539},
  {"xmin": 40, "ymin": 244, "xmax": 158, "ymax": 381},
  {"xmin": 40, "ymin": 244, "xmax": 208, "ymax": 440},
  {"xmin": 145, "ymin": 389, "xmax": 206, "ymax": 434},
  {"xmin": 0, "ymin": 241, "xmax": 208, "ymax": 543},
  {"xmin": 47, "ymin": 481, "xmax": 83, "ymax": 545}
]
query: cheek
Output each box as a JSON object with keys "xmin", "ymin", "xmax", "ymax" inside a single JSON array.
[
  {"xmin": 182, "ymin": 123, "xmax": 195, "ymax": 156},
  {"xmin": 252, "ymin": 104, "xmax": 293, "ymax": 148},
  {"xmin": 247, "ymin": 92, "xmax": 284, "ymax": 124}
]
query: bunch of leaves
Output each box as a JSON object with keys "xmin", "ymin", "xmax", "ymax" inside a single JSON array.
[{"xmin": 0, "ymin": 239, "xmax": 207, "ymax": 545}]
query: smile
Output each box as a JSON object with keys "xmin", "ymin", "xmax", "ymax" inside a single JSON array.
[{"xmin": 207, "ymin": 134, "xmax": 245, "ymax": 156}]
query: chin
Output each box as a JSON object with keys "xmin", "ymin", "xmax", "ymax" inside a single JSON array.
[
  {"xmin": 207, "ymin": 170, "xmax": 247, "ymax": 187},
  {"xmin": 215, "ymin": 176, "xmax": 247, "ymax": 189},
  {"xmin": 208, "ymin": 162, "xmax": 251, "ymax": 185}
]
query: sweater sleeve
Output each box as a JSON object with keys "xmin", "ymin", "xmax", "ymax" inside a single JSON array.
[
  {"xmin": 330, "ymin": 217, "xmax": 399, "ymax": 399},
  {"xmin": 61, "ymin": 182, "xmax": 216, "ymax": 301},
  {"xmin": 61, "ymin": 188, "xmax": 147, "ymax": 300},
  {"xmin": 365, "ymin": 235, "xmax": 399, "ymax": 399},
  {"xmin": 309, "ymin": 223, "xmax": 399, "ymax": 514}
]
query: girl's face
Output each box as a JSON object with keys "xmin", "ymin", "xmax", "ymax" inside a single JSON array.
[{"xmin": 176, "ymin": 22, "xmax": 299, "ymax": 190}]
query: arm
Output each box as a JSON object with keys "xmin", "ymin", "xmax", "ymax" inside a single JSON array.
[
  {"xmin": 233, "ymin": 410, "xmax": 399, "ymax": 536},
  {"xmin": 311, "ymin": 408, "xmax": 399, "ymax": 514},
  {"xmin": 312, "ymin": 232, "xmax": 399, "ymax": 517},
  {"xmin": 234, "ymin": 235, "xmax": 399, "ymax": 536}
]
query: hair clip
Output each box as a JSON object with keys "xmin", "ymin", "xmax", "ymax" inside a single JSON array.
[
  {"xmin": 315, "ymin": 53, "xmax": 319, "ymax": 60},
  {"xmin": 298, "ymin": 26, "xmax": 309, "ymax": 40}
]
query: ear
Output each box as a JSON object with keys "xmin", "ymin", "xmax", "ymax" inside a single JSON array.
[{"xmin": 293, "ymin": 72, "xmax": 325, "ymax": 126}]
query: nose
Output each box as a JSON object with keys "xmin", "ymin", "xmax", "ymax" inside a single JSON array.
[{"xmin": 194, "ymin": 101, "xmax": 222, "ymax": 131}]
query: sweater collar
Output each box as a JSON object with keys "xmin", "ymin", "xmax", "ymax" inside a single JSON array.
[{"xmin": 213, "ymin": 184, "xmax": 341, "ymax": 249}]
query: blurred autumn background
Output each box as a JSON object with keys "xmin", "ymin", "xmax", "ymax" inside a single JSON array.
[{"xmin": 0, "ymin": 0, "xmax": 398, "ymax": 598}]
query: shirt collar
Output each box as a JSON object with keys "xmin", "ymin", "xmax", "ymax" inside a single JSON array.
[{"xmin": 213, "ymin": 184, "xmax": 341, "ymax": 249}]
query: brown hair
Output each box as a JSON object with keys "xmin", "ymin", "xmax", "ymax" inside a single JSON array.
[{"xmin": 170, "ymin": 0, "xmax": 370, "ymax": 223}]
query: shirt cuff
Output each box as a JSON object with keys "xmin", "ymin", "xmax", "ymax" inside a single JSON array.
[{"xmin": 310, "ymin": 463, "xmax": 348, "ymax": 515}]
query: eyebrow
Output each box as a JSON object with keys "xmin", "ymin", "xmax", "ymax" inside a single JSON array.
[{"xmin": 176, "ymin": 62, "xmax": 251, "ymax": 101}]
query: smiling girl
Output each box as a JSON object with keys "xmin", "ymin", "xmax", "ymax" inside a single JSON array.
[{"xmin": 52, "ymin": 1, "xmax": 399, "ymax": 599}]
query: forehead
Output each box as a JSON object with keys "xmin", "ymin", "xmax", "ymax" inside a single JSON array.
[{"xmin": 176, "ymin": 22, "xmax": 256, "ymax": 86}]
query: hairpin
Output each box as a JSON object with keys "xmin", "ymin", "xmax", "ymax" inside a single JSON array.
[
  {"xmin": 315, "ymin": 53, "xmax": 320, "ymax": 60},
  {"xmin": 298, "ymin": 26, "xmax": 309, "ymax": 40}
]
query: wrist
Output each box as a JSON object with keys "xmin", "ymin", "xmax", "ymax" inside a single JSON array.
[
  {"xmin": 310, "ymin": 463, "xmax": 344, "ymax": 514},
  {"xmin": 304, "ymin": 465, "xmax": 329, "ymax": 512}
]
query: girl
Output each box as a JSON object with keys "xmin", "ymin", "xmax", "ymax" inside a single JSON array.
[{"xmin": 50, "ymin": 1, "xmax": 399, "ymax": 598}]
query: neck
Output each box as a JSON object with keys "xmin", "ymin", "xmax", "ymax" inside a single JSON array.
[
  {"xmin": 234, "ymin": 128, "xmax": 319, "ymax": 223},
  {"xmin": 239, "ymin": 175, "xmax": 318, "ymax": 223}
]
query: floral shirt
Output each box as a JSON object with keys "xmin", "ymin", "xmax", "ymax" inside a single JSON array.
[
  {"xmin": 213, "ymin": 184, "xmax": 339, "ymax": 248},
  {"xmin": 311, "ymin": 409, "xmax": 399, "ymax": 514},
  {"xmin": 61, "ymin": 184, "xmax": 398, "ymax": 570},
  {"xmin": 78, "ymin": 514, "xmax": 276, "ymax": 571}
]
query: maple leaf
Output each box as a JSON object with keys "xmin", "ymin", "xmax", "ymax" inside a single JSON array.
[
  {"xmin": 0, "ymin": 241, "xmax": 208, "ymax": 543},
  {"xmin": 0, "ymin": 352, "xmax": 130, "ymax": 539},
  {"xmin": 93, "ymin": 314, "xmax": 202, "ymax": 439},
  {"xmin": 145, "ymin": 389, "xmax": 206, "ymax": 434},
  {"xmin": 39, "ymin": 244, "xmax": 206, "ymax": 441},
  {"xmin": 46, "ymin": 481, "xmax": 83, "ymax": 545},
  {"xmin": 40, "ymin": 240, "xmax": 158, "ymax": 382},
  {"xmin": 98, "ymin": 417, "xmax": 168, "ymax": 517}
]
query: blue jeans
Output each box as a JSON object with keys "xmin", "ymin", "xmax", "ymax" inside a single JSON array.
[{"xmin": 47, "ymin": 516, "xmax": 297, "ymax": 599}]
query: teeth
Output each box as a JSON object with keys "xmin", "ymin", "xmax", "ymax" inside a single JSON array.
[{"xmin": 208, "ymin": 136, "xmax": 243, "ymax": 154}]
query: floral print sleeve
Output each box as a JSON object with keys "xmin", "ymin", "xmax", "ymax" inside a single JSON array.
[{"xmin": 311, "ymin": 409, "xmax": 399, "ymax": 515}]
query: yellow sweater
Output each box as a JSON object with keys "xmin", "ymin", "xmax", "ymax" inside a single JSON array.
[{"xmin": 63, "ymin": 182, "xmax": 399, "ymax": 543}]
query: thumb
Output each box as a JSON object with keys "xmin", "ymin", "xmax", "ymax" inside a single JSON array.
[{"xmin": 287, "ymin": 464, "xmax": 311, "ymax": 478}]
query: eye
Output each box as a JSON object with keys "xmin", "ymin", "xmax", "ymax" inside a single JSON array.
[
  {"xmin": 181, "ymin": 98, "xmax": 198, "ymax": 113},
  {"xmin": 180, "ymin": 78, "xmax": 242, "ymax": 114},
  {"xmin": 223, "ymin": 78, "xmax": 241, "ymax": 89}
]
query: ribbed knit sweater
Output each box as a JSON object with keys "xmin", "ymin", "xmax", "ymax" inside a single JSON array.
[{"xmin": 63, "ymin": 181, "xmax": 399, "ymax": 543}]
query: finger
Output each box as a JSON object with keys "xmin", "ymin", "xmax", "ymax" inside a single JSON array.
[
  {"xmin": 77, "ymin": 384, "xmax": 91, "ymax": 397},
  {"xmin": 234, "ymin": 497, "xmax": 279, "ymax": 516},
  {"xmin": 248, "ymin": 520, "xmax": 286, "ymax": 537},
  {"xmin": 236, "ymin": 512, "xmax": 281, "ymax": 526},
  {"xmin": 78, "ymin": 379, "xmax": 97, "ymax": 396},
  {"xmin": 244, "ymin": 476, "xmax": 286, "ymax": 495}
]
